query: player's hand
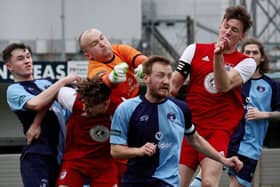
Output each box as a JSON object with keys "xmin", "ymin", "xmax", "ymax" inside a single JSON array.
[
  {"xmin": 223, "ymin": 156, "xmax": 243, "ymax": 172},
  {"xmin": 26, "ymin": 123, "xmax": 41, "ymax": 144},
  {"xmin": 109, "ymin": 62, "xmax": 128, "ymax": 83},
  {"xmin": 246, "ymin": 107, "xmax": 265, "ymax": 120},
  {"xmin": 134, "ymin": 64, "xmax": 144, "ymax": 79},
  {"xmin": 61, "ymin": 74, "xmax": 82, "ymax": 86},
  {"xmin": 137, "ymin": 142, "xmax": 157, "ymax": 157},
  {"xmin": 214, "ymin": 37, "xmax": 229, "ymax": 54}
]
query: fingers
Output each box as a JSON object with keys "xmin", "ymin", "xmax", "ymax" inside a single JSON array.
[
  {"xmin": 214, "ymin": 37, "xmax": 229, "ymax": 54},
  {"xmin": 229, "ymin": 156, "xmax": 243, "ymax": 172},
  {"xmin": 142, "ymin": 142, "xmax": 157, "ymax": 156},
  {"xmin": 245, "ymin": 107, "xmax": 258, "ymax": 120},
  {"xmin": 234, "ymin": 160, "xmax": 243, "ymax": 172},
  {"xmin": 26, "ymin": 128, "xmax": 41, "ymax": 145},
  {"xmin": 64, "ymin": 74, "xmax": 82, "ymax": 85},
  {"xmin": 26, "ymin": 134, "xmax": 33, "ymax": 145},
  {"xmin": 109, "ymin": 63, "xmax": 128, "ymax": 83}
]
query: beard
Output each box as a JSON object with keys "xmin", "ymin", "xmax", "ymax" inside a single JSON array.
[{"xmin": 149, "ymin": 87, "xmax": 169, "ymax": 101}]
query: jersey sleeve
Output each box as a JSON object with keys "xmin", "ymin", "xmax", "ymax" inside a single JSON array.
[
  {"xmin": 271, "ymin": 80, "xmax": 280, "ymax": 111},
  {"xmin": 133, "ymin": 54, "xmax": 148, "ymax": 68},
  {"xmin": 57, "ymin": 87, "xmax": 77, "ymax": 112},
  {"xmin": 179, "ymin": 43, "xmax": 196, "ymax": 66},
  {"xmin": 114, "ymin": 44, "xmax": 147, "ymax": 68},
  {"xmin": 176, "ymin": 43, "xmax": 195, "ymax": 77},
  {"xmin": 171, "ymin": 97, "xmax": 196, "ymax": 136},
  {"xmin": 110, "ymin": 101, "xmax": 132, "ymax": 145},
  {"xmin": 181, "ymin": 102, "xmax": 196, "ymax": 136},
  {"xmin": 234, "ymin": 57, "xmax": 256, "ymax": 83},
  {"xmin": 6, "ymin": 84, "xmax": 34, "ymax": 111}
]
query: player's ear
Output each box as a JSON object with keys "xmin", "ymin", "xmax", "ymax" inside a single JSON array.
[
  {"xmin": 83, "ymin": 51, "xmax": 92, "ymax": 60},
  {"xmin": 5, "ymin": 62, "xmax": 13, "ymax": 72}
]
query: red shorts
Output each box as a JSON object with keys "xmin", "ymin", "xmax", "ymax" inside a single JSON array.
[
  {"xmin": 180, "ymin": 129, "xmax": 231, "ymax": 170},
  {"xmin": 115, "ymin": 159, "xmax": 127, "ymax": 185},
  {"xmin": 56, "ymin": 158, "xmax": 118, "ymax": 187}
]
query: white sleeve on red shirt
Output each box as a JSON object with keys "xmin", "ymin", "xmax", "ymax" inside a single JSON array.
[
  {"xmin": 179, "ymin": 43, "xmax": 196, "ymax": 65},
  {"xmin": 234, "ymin": 57, "xmax": 256, "ymax": 83},
  {"xmin": 57, "ymin": 87, "xmax": 77, "ymax": 112}
]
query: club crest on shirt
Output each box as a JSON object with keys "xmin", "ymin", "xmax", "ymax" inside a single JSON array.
[
  {"xmin": 167, "ymin": 112, "xmax": 176, "ymax": 121},
  {"xmin": 204, "ymin": 72, "xmax": 218, "ymax": 94},
  {"xmin": 225, "ymin": 64, "xmax": 234, "ymax": 71},
  {"xmin": 204, "ymin": 64, "xmax": 233, "ymax": 94},
  {"xmin": 89, "ymin": 125, "xmax": 110, "ymax": 142},
  {"xmin": 257, "ymin": 85, "xmax": 266, "ymax": 93}
]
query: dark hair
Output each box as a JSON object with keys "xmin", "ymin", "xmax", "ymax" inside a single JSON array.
[
  {"xmin": 2, "ymin": 43, "xmax": 32, "ymax": 64},
  {"xmin": 77, "ymin": 76, "xmax": 112, "ymax": 106},
  {"xmin": 142, "ymin": 55, "xmax": 171, "ymax": 75},
  {"xmin": 223, "ymin": 5, "xmax": 252, "ymax": 33},
  {"xmin": 241, "ymin": 37, "xmax": 269, "ymax": 74}
]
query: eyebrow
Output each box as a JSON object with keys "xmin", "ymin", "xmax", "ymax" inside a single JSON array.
[{"xmin": 244, "ymin": 49, "xmax": 259, "ymax": 52}]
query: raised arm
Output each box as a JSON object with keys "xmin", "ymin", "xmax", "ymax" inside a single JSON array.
[
  {"xmin": 213, "ymin": 39, "xmax": 243, "ymax": 92},
  {"xmin": 213, "ymin": 40, "xmax": 256, "ymax": 92},
  {"xmin": 25, "ymin": 74, "xmax": 80, "ymax": 111}
]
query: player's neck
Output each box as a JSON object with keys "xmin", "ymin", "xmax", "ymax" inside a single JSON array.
[
  {"xmin": 14, "ymin": 75, "xmax": 34, "ymax": 82},
  {"xmin": 252, "ymin": 71, "xmax": 262, "ymax": 78}
]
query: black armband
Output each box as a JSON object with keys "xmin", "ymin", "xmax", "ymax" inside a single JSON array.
[{"xmin": 175, "ymin": 61, "xmax": 191, "ymax": 78}]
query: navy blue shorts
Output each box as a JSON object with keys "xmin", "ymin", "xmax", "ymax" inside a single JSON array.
[
  {"xmin": 20, "ymin": 153, "xmax": 59, "ymax": 187},
  {"xmin": 228, "ymin": 153, "xmax": 258, "ymax": 185}
]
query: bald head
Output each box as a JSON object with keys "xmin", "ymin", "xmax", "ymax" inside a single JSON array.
[
  {"xmin": 79, "ymin": 28, "xmax": 101, "ymax": 51},
  {"xmin": 78, "ymin": 28, "xmax": 113, "ymax": 62}
]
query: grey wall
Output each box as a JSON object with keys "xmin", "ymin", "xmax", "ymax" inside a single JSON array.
[
  {"xmin": 0, "ymin": 84, "xmax": 24, "ymax": 144},
  {"xmin": 0, "ymin": 0, "xmax": 142, "ymax": 41}
]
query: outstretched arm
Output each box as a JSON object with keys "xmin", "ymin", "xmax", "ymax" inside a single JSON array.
[
  {"xmin": 187, "ymin": 131, "xmax": 243, "ymax": 171},
  {"xmin": 246, "ymin": 107, "xmax": 280, "ymax": 120}
]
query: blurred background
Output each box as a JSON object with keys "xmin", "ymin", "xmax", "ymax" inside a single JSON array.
[{"xmin": 0, "ymin": 0, "xmax": 280, "ymax": 186}]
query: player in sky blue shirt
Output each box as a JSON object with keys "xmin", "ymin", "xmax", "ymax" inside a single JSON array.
[
  {"xmin": 3, "ymin": 43, "xmax": 80, "ymax": 187},
  {"xmin": 110, "ymin": 55, "xmax": 243, "ymax": 187},
  {"xmin": 7, "ymin": 79, "xmax": 69, "ymax": 160},
  {"xmin": 228, "ymin": 38, "xmax": 280, "ymax": 187}
]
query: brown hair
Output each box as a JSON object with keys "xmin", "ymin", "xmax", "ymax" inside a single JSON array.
[
  {"xmin": 77, "ymin": 76, "xmax": 112, "ymax": 106},
  {"xmin": 2, "ymin": 43, "xmax": 32, "ymax": 64},
  {"xmin": 241, "ymin": 37, "xmax": 269, "ymax": 73},
  {"xmin": 223, "ymin": 5, "xmax": 252, "ymax": 33},
  {"xmin": 142, "ymin": 55, "xmax": 171, "ymax": 75}
]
